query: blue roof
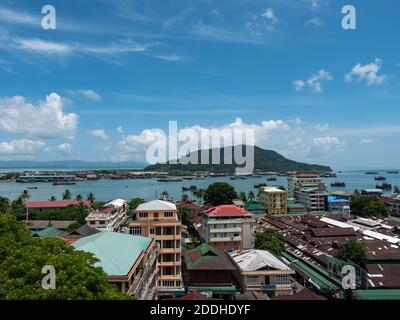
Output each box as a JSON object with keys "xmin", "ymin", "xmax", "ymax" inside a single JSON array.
[
  {"xmin": 328, "ymin": 196, "xmax": 350, "ymax": 204},
  {"xmin": 73, "ymin": 232, "xmax": 152, "ymax": 276}
]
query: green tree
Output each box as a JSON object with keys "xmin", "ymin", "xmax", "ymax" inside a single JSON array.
[
  {"xmin": 0, "ymin": 196, "xmax": 10, "ymax": 214},
  {"xmin": 350, "ymin": 195, "xmax": 389, "ymax": 217},
  {"xmin": 160, "ymin": 191, "xmax": 169, "ymax": 201},
  {"xmin": 65, "ymin": 221, "xmax": 81, "ymax": 233},
  {"xmin": 203, "ymin": 182, "xmax": 237, "ymax": 206},
  {"xmin": 181, "ymin": 194, "xmax": 189, "ymax": 201},
  {"xmin": 238, "ymin": 192, "xmax": 247, "ymax": 202},
  {"xmin": 62, "ymin": 190, "xmax": 72, "ymax": 201},
  {"xmin": 248, "ymin": 191, "xmax": 255, "ymax": 201},
  {"xmin": 255, "ymin": 229, "xmax": 285, "ymax": 255},
  {"xmin": 178, "ymin": 207, "xmax": 194, "ymax": 227},
  {"xmin": 87, "ymin": 192, "xmax": 96, "ymax": 203},
  {"xmin": 49, "ymin": 196, "xmax": 57, "ymax": 201},
  {"xmin": 76, "ymin": 194, "xmax": 83, "ymax": 201},
  {"xmin": 335, "ymin": 240, "xmax": 367, "ymax": 268},
  {"xmin": 128, "ymin": 198, "xmax": 145, "ymax": 216},
  {"xmin": 394, "ymin": 186, "xmax": 400, "ymax": 194},
  {"xmin": 0, "ymin": 214, "xmax": 130, "ymax": 300}
]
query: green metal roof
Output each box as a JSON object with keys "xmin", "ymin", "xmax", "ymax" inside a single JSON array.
[
  {"xmin": 353, "ymin": 289, "xmax": 400, "ymax": 300},
  {"xmin": 184, "ymin": 243, "xmax": 236, "ymax": 270},
  {"xmin": 188, "ymin": 285, "xmax": 237, "ymax": 294},
  {"xmin": 282, "ymin": 251, "xmax": 341, "ymax": 291},
  {"xmin": 244, "ymin": 201, "xmax": 266, "ymax": 211},
  {"xmin": 73, "ymin": 232, "xmax": 152, "ymax": 276},
  {"xmin": 33, "ymin": 226, "xmax": 68, "ymax": 238},
  {"xmin": 288, "ymin": 201, "xmax": 306, "ymax": 209}
]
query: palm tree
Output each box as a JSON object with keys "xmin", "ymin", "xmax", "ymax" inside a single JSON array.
[
  {"xmin": 20, "ymin": 189, "xmax": 31, "ymax": 222},
  {"xmin": 248, "ymin": 191, "xmax": 255, "ymax": 201},
  {"xmin": 181, "ymin": 193, "xmax": 189, "ymax": 201},
  {"xmin": 160, "ymin": 191, "xmax": 169, "ymax": 201},
  {"xmin": 76, "ymin": 194, "xmax": 83, "ymax": 201},
  {"xmin": 63, "ymin": 189, "xmax": 72, "ymax": 200},
  {"xmin": 49, "ymin": 196, "xmax": 56, "ymax": 201},
  {"xmin": 87, "ymin": 192, "xmax": 95, "ymax": 203},
  {"xmin": 394, "ymin": 186, "xmax": 400, "ymax": 194},
  {"xmin": 20, "ymin": 189, "xmax": 30, "ymax": 202},
  {"xmin": 238, "ymin": 192, "xmax": 247, "ymax": 202}
]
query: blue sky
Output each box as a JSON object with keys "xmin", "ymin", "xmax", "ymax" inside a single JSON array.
[{"xmin": 0, "ymin": 0, "xmax": 399, "ymax": 169}]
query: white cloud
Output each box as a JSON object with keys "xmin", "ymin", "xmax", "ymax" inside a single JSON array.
[
  {"xmin": 294, "ymin": 69, "xmax": 333, "ymax": 93},
  {"xmin": 359, "ymin": 138, "xmax": 378, "ymax": 144},
  {"xmin": 315, "ymin": 123, "xmax": 329, "ymax": 132},
  {"xmin": 89, "ymin": 129, "xmax": 110, "ymax": 140},
  {"xmin": 245, "ymin": 8, "xmax": 279, "ymax": 35},
  {"xmin": 311, "ymin": 136, "xmax": 346, "ymax": 157},
  {"xmin": 306, "ymin": 0, "xmax": 322, "ymax": 8},
  {"xmin": 0, "ymin": 139, "xmax": 46, "ymax": 156},
  {"xmin": 293, "ymin": 79, "xmax": 306, "ymax": 91},
  {"xmin": 117, "ymin": 126, "xmax": 124, "ymax": 134},
  {"xmin": 0, "ymin": 93, "xmax": 78, "ymax": 139},
  {"xmin": 0, "ymin": 7, "xmax": 38, "ymax": 26},
  {"xmin": 106, "ymin": 118, "xmax": 349, "ymax": 163},
  {"xmin": 345, "ymin": 58, "xmax": 386, "ymax": 86},
  {"xmin": 12, "ymin": 38, "xmax": 73, "ymax": 55},
  {"xmin": 58, "ymin": 143, "xmax": 72, "ymax": 155},
  {"xmin": 305, "ymin": 17, "xmax": 324, "ymax": 28},
  {"xmin": 150, "ymin": 54, "xmax": 186, "ymax": 62},
  {"xmin": 66, "ymin": 89, "xmax": 101, "ymax": 101}
]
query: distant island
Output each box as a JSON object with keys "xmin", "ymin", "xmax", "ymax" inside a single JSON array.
[
  {"xmin": 145, "ymin": 145, "xmax": 332, "ymax": 173},
  {"xmin": 0, "ymin": 160, "xmax": 146, "ymax": 170}
]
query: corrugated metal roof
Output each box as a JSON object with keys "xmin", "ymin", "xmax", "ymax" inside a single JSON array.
[
  {"xmin": 136, "ymin": 199, "xmax": 176, "ymax": 211},
  {"xmin": 229, "ymin": 249, "xmax": 291, "ymax": 272},
  {"xmin": 73, "ymin": 232, "xmax": 151, "ymax": 276}
]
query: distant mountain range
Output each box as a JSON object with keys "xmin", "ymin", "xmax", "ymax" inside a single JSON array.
[
  {"xmin": 0, "ymin": 160, "xmax": 146, "ymax": 169},
  {"xmin": 145, "ymin": 145, "xmax": 332, "ymax": 173}
]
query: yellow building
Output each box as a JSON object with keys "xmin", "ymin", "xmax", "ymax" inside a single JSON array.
[
  {"xmin": 128, "ymin": 199, "xmax": 184, "ymax": 298},
  {"xmin": 259, "ymin": 186, "xmax": 288, "ymax": 215}
]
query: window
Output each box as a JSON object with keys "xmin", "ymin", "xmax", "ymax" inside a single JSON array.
[
  {"xmin": 162, "ymin": 280, "xmax": 175, "ymax": 287},
  {"xmin": 156, "ymin": 227, "xmax": 162, "ymax": 235},
  {"xmin": 99, "ymin": 221, "xmax": 105, "ymax": 225},
  {"xmin": 89, "ymin": 221, "xmax": 95, "ymax": 225},
  {"xmin": 276, "ymin": 275, "xmax": 290, "ymax": 285},
  {"xmin": 130, "ymin": 227, "xmax": 141, "ymax": 235},
  {"xmin": 247, "ymin": 276, "xmax": 259, "ymax": 284},
  {"xmin": 150, "ymin": 228, "xmax": 155, "ymax": 235},
  {"xmin": 139, "ymin": 212, "xmax": 148, "ymax": 218},
  {"xmin": 164, "ymin": 211, "xmax": 173, "ymax": 218}
]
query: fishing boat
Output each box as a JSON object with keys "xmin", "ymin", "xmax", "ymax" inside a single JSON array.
[
  {"xmin": 267, "ymin": 177, "xmax": 277, "ymax": 181},
  {"xmin": 376, "ymin": 183, "xmax": 392, "ymax": 190},
  {"xmin": 27, "ymin": 186, "xmax": 38, "ymax": 189},
  {"xmin": 157, "ymin": 178, "xmax": 182, "ymax": 182},
  {"xmin": 387, "ymin": 171, "xmax": 399, "ymax": 174},
  {"xmin": 52, "ymin": 181, "xmax": 76, "ymax": 186},
  {"xmin": 331, "ymin": 182, "xmax": 346, "ymax": 187},
  {"xmin": 366, "ymin": 171, "xmax": 378, "ymax": 175},
  {"xmin": 374, "ymin": 176, "xmax": 386, "ymax": 181}
]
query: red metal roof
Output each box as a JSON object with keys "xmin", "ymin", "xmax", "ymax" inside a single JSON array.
[
  {"xmin": 204, "ymin": 205, "xmax": 251, "ymax": 217},
  {"xmin": 296, "ymin": 173, "xmax": 319, "ymax": 177},
  {"xmin": 26, "ymin": 200, "xmax": 90, "ymax": 209}
]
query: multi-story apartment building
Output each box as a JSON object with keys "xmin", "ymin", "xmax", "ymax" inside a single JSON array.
[
  {"xmin": 288, "ymin": 174, "xmax": 323, "ymax": 198},
  {"xmin": 128, "ymin": 200, "xmax": 184, "ymax": 298},
  {"xmin": 85, "ymin": 198, "xmax": 128, "ymax": 232},
  {"xmin": 202, "ymin": 205, "xmax": 255, "ymax": 251},
  {"xmin": 73, "ymin": 232, "xmax": 159, "ymax": 300},
  {"xmin": 259, "ymin": 186, "xmax": 288, "ymax": 215},
  {"xmin": 297, "ymin": 187, "xmax": 329, "ymax": 212}
]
